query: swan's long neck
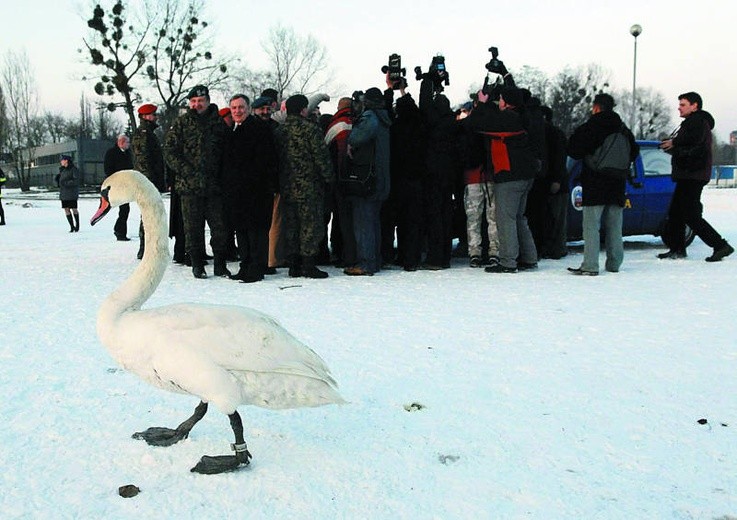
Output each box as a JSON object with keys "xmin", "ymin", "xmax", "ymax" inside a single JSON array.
[{"xmin": 99, "ymin": 181, "xmax": 169, "ymax": 323}]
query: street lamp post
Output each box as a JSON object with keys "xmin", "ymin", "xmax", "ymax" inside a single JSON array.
[{"xmin": 630, "ymin": 24, "xmax": 642, "ymax": 136}]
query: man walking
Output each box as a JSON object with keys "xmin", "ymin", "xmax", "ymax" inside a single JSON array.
[
  {"xmin": 567, "ymin": 93, "xmax": 638, "ymax": 276},
  {"xmin": 658, "ymin": 91, "xmax": 733, "ymax": 262}
]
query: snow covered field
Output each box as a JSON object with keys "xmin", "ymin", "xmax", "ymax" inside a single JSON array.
[{"xmin": 1, "ymin": 187, "xmax": 736, "ymax": 519}]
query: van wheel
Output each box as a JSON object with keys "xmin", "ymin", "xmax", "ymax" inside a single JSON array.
[{"xmin": 661, "ymin": 219, "xmax": 695, "ymax": 248}]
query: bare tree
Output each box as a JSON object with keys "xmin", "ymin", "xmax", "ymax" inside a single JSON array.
[
  {"xmin": 0, "ymin": 85, "xmax": 8, "ymax": 155},
  {"xmin": 83, "ymin": 1, "xmax": 149, "ymax": 131},
  {"xmin": 549, "ymin": 64, "xmax": 611, "ymax": 136},
  {"xmin": 512, "ymin": 65, "xmax": 551, "ymax": 106},
  {"xmin": 43, "ymin": 112, "xmax": 70, "ymax": 143},
  {"xmin": 616, "ymin": 87, "xmax": 672, "ymax": 140},
  {"xmin": 1, "ymin": 49, "xmax": 39, "ymax": 191},
  {"xmin": 262, "ymin": 24, "xmax": 330, "ymax": 99},
  {"xmin": 145, "ymin": 0, "xmax": 232, "ymax": 131},
  {"xmin": 228, "ymin": 66, "xmax": 277, "ymax": 104}
]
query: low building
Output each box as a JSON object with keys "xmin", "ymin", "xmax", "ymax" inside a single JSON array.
[{"xmin": 0, "ymin": 137, "xmax": 112, "ymax": 189}]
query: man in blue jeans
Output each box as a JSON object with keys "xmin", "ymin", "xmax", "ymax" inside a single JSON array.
[
  {"xmin": 344, "ymin": 88, "xmax": 391, "ymax": 276},
  {"xmin": 566, "ymin": 94, "xmax": 638, "ymax": 276}
]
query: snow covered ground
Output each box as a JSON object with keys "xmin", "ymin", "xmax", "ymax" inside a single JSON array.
[{"xmin": 1, "ymin": 187, "xmax": 736, "ymax": 519}]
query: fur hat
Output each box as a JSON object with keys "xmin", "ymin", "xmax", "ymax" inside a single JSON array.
[
  {"xmin": 187, "ymin": 85, "xmax": 209, "ymax": 99},
  {"xmin": 285, "ymin": 94, "xmax": 309, "ymax": 115},
  {"xmin": 60, "ymin": 154, "xmax": 72, "ymax": 162},
  {"xmin": 137, "ymin": 103, "xmax": 157, "ymax": 116}
]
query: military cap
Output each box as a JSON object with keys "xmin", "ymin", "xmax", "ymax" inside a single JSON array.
[
  {"xmin": 137, "ymin": 103, "xmax": 157, "ymax": 115},
  {"xmin": 187, "ymin": 85, "xmax": 209, "ymax": 99}
]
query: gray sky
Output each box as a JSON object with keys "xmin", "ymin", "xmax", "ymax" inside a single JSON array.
[{"xmin": 2, "ymin": 0, "xmax": 735, "ymax": 141}]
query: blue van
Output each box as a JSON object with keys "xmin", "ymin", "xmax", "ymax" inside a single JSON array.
[{"xmin": 567, "ymin": 140, "xmax": 694, "ymax": 246}]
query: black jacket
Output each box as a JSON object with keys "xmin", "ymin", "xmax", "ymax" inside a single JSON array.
[
  {"xmin": 103, "ymin": 146, "xmax": 133, "ymax": 177},
  {"xmin": 221, "ymin": 115, "xmax": 278, "ymax": 228},
  {"xmin": 465, "ymin": 101, "xmax": 539, "ymax": 184},
  {"xmin": 568, "ymin": 110, "xmax": 638, "ymax": 207},
  {"xmin": 668, "ymin": 110, "xmax": 714, "ymax": 182}
]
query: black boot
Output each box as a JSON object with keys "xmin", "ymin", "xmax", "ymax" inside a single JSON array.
[
  {"xmin": 288, "ymin": 255, "xmax": 302, "ymax": 278},
  {"xmin": 73, "ymin": 213, "xmax": 80, "ymax": 232},
  {"xmin": 66, "ymin": 214, "xmax": 75, "ymax": 233},
  {"xmin": 214, "ymin": 257, "xmax": 231, "ymax": 277},
  {"xmin": 191, "ymin": 252, "xmax": 207, "ymax": 278},
  {"xmin": 302, "ymin": 256, "xmax": 329, "ymax": 279}
]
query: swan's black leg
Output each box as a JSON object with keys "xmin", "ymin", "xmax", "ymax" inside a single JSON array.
[
  {"xmin": 190, "ymin": 411, "xmax": 252, "ymax": 474},
  {"xmin": 132, "ymin": 401, "xmax": 208, "ymax": 447}
]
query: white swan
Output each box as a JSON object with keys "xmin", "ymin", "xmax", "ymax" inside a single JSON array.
[{"xmin": 90, "ymin": 170, "xmax": 344, "ymax": 474}]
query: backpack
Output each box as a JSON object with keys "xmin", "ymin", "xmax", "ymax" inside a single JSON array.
[{"xmin": 584, "ymin": 124, "xmax": 632, "ymax": 179}]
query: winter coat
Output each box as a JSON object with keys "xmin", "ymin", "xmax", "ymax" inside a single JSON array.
[
  {"xmin": 567, "ymin": 110, "xmax": 639, "ymax": 207},
  {"xmin": 348, "ymin": 107, "xmax": 392, "ymax": 201},
  {"xmin": 132, "ymin": 118, "xmax": 167, "ymax": 191},
  {"xmin": 324, "ymin": 107, "xmax": 353, "ymax": 181},
  {"xmin": 667, "ymin": 110, "xmax": 715, "ymax": 182},
  {"xmin": 56, "ymin": 164, "xmax": 80, "ymax": 201},
  {"xmin": 465, "ymin": 101, "xmax": 539, "ymax": 184},
  {"xmin": 544, "ymin": 121, "xmax": 568, "ymax": 187},
  {"xmin": 0, "ymin": 167, "xmax": 5, "ymax": 198},
  {"xmin": 419, "ymin": 79, "xmax": 460, "ymax": 189},
  {"xmin": 103, "ymin": 145, "xmax": 133, "ymax": 177},
  {"xmin": 221, "ymin": 115, "xmax": 278, "ymax": 228},
  {"xmin": 390, "ymin": 94, "xmax": 427, "ymax": 183},
  {"xmin": 164, "ymin": 104, "xmax": 227, "ymax": 195},
  {"xmin": 274, "ymin": 115, "xmax": 333, "ymax": 203}
]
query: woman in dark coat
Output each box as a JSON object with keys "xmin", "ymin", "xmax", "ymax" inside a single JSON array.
[{"xmin": 55, "ymin": 154, "xmax": 80, "ymax": 232}]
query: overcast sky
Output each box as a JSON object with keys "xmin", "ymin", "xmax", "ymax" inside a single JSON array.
[{"xmin": 2, "ymin": 0, "xmax": 735, "ymax": 141}]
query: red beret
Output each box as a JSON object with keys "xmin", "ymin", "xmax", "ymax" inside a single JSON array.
[
  {"xmin": 137, "ymin": 103, "xmax": 157, "ymax": 115},
  {"xmin": 218, "ymin": 107, "xmax": 231, "ymax": 117}
]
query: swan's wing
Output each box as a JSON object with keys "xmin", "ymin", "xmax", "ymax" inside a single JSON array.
[{"xmin": 121, "ymin": 303, "xmax": 338, "ymax": 384}]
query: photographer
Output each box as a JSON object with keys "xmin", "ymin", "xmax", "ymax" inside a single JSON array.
[
  {"xmin": 465, "ymin": 67, "xmax": 539, "ymax": 274},
  {"xmin": 383, "ymin": 74, "xmax": 427, "ymax": 271},
  {"xmin": 418, "ymin": 65, "xmax": 460, "ymax": 270},
  {"xmin": 345, "ymin": 87, "xmax": 392, "ymax": 276}
]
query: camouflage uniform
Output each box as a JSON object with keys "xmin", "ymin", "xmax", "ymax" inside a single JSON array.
[
  {"xmin": 163, "ymin": 104, "xmax": 228, "ymax": 267},
  {"xmin": 132, "ymin": 117, "xmax": 166, "ymax": 257},
  {"xmin": 274, "ymin": 115, "xmax": 334, "ymax": 257},
  {"xmin": 132, "ymin": 118, "xmax": 166, "ymax": 191}
]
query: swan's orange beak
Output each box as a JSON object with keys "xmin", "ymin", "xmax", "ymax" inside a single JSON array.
[{"xmin": 90, "ymin": 187, "xmax": 111, "ymax": 226}]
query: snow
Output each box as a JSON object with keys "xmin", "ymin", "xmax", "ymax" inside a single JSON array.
[{"xmin": 1, "ymin": 188, "xmax": 736, "ymax": 518}]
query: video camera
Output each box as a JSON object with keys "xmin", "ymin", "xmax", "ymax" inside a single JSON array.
[
  {"xmin": 482, "ymin": 46, "xmax": 508, "ymax": 98},
  {"xmin": 414, "ymin": 54, "xmax": 450, "ymax": 94},
  {"xmin": 381, "ymin": 53, "xmax": 407, "ymax": 90}
]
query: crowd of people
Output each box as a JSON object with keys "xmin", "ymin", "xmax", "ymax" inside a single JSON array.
[{"xmin": 46, "ymin": 59, "xmax": 732, "ymax": 279}]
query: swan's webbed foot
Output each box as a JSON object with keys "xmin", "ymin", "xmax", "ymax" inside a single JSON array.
[
  {"xmin": 132, "ymin": 401, "xmax": 209, "ymax": 447},
  {"xmin": 190, "ymin": 443, "xmax": 252, "ymax": 474},
  {"xmin": 132, "ymin": 427, "xmax": 189, "ymax": 447}
]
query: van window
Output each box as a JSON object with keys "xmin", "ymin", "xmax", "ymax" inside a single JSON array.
[{"xmin": 641, "ymin": 147, "xmax": 671, "ymax": 177}]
